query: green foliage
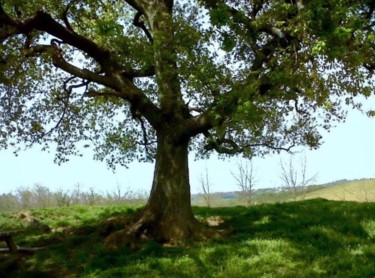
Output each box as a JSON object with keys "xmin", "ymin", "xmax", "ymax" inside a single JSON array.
[
  {"xmin": 209, "ymin": 4, "xmax": 232, "ymax": 26},
  {"xmin": 0, "ymin": 0, "xmax": 373, "ymax": 165},
  {"xmin": 1, "ymin": 200, "xmax": 375, "ymax": 277}
]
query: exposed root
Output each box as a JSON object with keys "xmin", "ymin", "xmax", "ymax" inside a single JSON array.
[{"xmin": 104, "ymin": 210, "xmax": 222, "ymax": 250}]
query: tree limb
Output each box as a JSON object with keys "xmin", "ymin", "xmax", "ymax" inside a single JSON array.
[
  {"xmin": 84, "ymin": 88, "xmax": 125, "ymax": 99},
  {"xmin": 204, "ymin": 135, "xmax": 295, "ymax": 155},
  {"xmin": 62, "ymin": 0, "xmax": 78, "ymax": 32},
  {"xmin": 133, "ymin": 11, "xmax": 153, "ymax": 43},
  {"xmin": 122, "ymin": 66, "xmax": 155, "ymax": 78},
  {"xmin": 27, "ymin": 43, "xmax": 116, "ymax": 88},
  {"xmin": 174, "ymin": 112, "xmax": 214, "ymax": 143},
  {"xmin": 0, "ymin": 6, "xmax": 164, "ymax": 130},
  {"xmin": 0, "ymin": 8, "xmax": 115, "ymax": 72}
]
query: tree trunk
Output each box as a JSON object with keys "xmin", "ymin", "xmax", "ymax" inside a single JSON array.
[
  {"xmin": 105, "ymin": 132, "xmax": 217, "ymax": 247},
  {"xmin": 142, "ymin": 133, "xmax": 199, "ymax": 242}
]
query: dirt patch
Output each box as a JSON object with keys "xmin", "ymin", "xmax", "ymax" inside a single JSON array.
[
  {"xmin": 19, "ymin": 212, "xmax": 51, "ymax": 233},
  {"xmin": 206, "ymin": 216, "xmax": 225, "ymax": 227}
]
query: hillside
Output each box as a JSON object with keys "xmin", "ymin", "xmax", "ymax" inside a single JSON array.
[
  {"xmin": 301, "ymin": 179, "xmax": 375, "ymax": 202},
  {"xmin": 191, "ymin": 178, "xmax": 375, "ymax": 206}
]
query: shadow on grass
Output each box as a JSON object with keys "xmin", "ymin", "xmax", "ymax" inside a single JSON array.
[
  {"xmin": 1, "ymin": 199, "xmax": 375, "ymax": 277},
  {"xmin": 193, "ymin": 199, "xmax": 375, "ymax": 277}
]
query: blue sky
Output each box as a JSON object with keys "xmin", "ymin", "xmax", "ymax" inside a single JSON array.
[{"xmin": 0, "ymin": 105, "xmax": 375, "ymax": 195}]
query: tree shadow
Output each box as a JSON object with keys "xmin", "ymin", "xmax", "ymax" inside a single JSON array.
[
  {"xmin": 192, "ymin": 199, "xmax": 375, "ymax": 276},
  {"xmin": 1, "ymin": 200, "xmax": 375, "ymax": 277}
]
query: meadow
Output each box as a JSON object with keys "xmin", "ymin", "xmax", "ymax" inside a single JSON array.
[{"xmin": 1, "ymin": 199, "xmax": 375, "ymax": 277}]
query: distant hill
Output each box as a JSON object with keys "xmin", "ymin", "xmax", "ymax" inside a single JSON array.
[
  {"xmin": 301, "ymin": 178, "xmax": 375, "ymax": 202},
  {"xmin": 191, "ymin": 178, "xmax": 375, "ymax": 206}
]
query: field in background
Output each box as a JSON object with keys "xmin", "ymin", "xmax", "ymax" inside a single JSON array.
[
  {"xmin": 1, "ymin": 199, "xmax": 374, "ymax": 277},
  {"xmin": 301, "ymin": 179, "xmax": 375, "ymax": 202},
  {"xmin": 1, "ymin": 178, "xmax": 374, "ymax": 212},
  {"xmin": 192, "ymin": 178, "xmax": 375, "ymax": 207}
]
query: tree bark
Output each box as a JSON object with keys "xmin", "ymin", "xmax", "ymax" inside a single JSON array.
[
  {"xmin": 105, "ymin": 132, "xmax": 217, "ymax": 247},
  {"xmin": 142, "ymin": 132, "xmax": 199, "ymax": 242}
]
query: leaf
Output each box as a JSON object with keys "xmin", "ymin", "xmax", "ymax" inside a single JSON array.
[
  {"xmin": 209, "ymin": 4, "xmax": 231, "ymax": 26},
  {"xmin": 222, "ymin": 33, "xmax": 236, "ymax": 52}
]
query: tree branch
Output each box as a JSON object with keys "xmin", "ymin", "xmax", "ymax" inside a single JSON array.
[
  {"xmin": 84, "ymin": 88, "xmax": 125, "ymax": 99},
  {"xmin": 204, "ymin": 135, "xmax": 295, "ymax": 155},
  {"xmin": 122, "ymin": 66, "xmax": 155, "ymax": 78},
  {"xmin": 62, "ymin": 0, "xmax": 78, "ymax": 32},
  {"xmin": 133, "ymin": 11, "xmax": 153, "ymax": 43},
  {"xmin": 174, "ymin": 112, "xmax": 214, "ymax": 143},
  {"xmin": 124, "ymin": 0, "xmax": 145, "ymax": 14},
  {"xmin": 0, "ymin": 8, "xmax": 118, "ymax": 73},
  {"xmin": 23, "ymin": 42, "xmax": 162, "ymax": 132},
  {"xmin": 28, "ymin": 43, "xmax": 116, "ymax": 88}
]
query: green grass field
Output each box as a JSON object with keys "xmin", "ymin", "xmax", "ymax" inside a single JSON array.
[{"xmin": 1, "ymin": 199, "xmax": 375, "ymax": 277}]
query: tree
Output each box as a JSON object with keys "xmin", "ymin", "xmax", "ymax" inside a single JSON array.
[
  {"xmin": 33, "ymin": 183, "xmax": 52, "ymax": 208},
  {"xmin": 0, "ymin": 1, "xmax": 374, "ymax": 245},
  {"xmin": 107, "ymin": 182, "xmax": 130, "ymax": 204},
  {"xmin": 280, "ymin": 155, "xmax": 317, "ymax": 201},
  {"xmin": 232, "ymin": 160, "xmax": 257, "ymax": 207},
  {"xmin": 199, "ymin": 168, "xmax": 213, "ymax": 207},
  {"xmin": 71, "ymin": 183, "xmax": 83, "ymax": 205},
  {"xmin": 16, "ymin": 186, "xmax": 33, "ymax": 209},
  {"xmin": 55, "ymin": 187, "xmax": 72, "ymax": 207}
]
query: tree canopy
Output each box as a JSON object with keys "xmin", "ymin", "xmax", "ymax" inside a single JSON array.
[
  {"xmin": 1, "ymin": 0, "xmax": 374, "ymax": 244},
  {"xmin": 1, "ymin": 0, "xmax": 374, "ymax": 164}
]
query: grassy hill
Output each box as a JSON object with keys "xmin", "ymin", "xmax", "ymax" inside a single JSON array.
[
  {"xmin": 1, "ymin": 178, "xmax": 373, "ymax": 213},
  {"xmin": 301, "ymin": 178, "xmax": 375, "ymax": 202},
  {"xmin": 191, "ymin": 179, "xmax": 375, "ymax": 206},
  {"xmin": 1, "ymin": 200, "xmax": 375, "ymax": 277}
]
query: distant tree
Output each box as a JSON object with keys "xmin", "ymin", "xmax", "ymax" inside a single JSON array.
[
  {"xmin": 16, "ymin": 187, "xmax": 33, "ymax": 209},
  {"xmin": 0, "ymin": 0, "xmax": 374, "ymax": 244},
  {"xmin": 55, "ymin": 187, "xmax": 71, "ymax": 207},
  {"xmin": 0, "ymin": 193, "xmax": 19, "ymax": 211},
  {"xmin": 108, "ymin": 183, "xmax": 125, "ymax": 204},
  {"xmin": 199, "ymin": 168, "xmax": 212, "ymax": 207},
  {"xmin": 280, "ymin": 155, "xmax": 317, "ymax": 200},
  {"xmin": 232, "ymin": 160, "xmax": 257, "ymax": 207},
  {"xmin": 360, "ymin": 181, "xmax": 375, "ymax": 202},
  {"xmin": 33, "ymin": 183, "xmax": 52, "ymax": 208},
  {"xmin": 107, "ymin": 182, "xmax": 134, "ymax": 204},
  {"xmin": 344, "ymin": 179, "xmax": 375, "ymax": 202},
  {"xmin": 82, "ymin": 186, "xmax": 99, "ymax": 206},
  {"xmin": 71, "ymin": 183, "xmax": 82, "ymax": 205}
]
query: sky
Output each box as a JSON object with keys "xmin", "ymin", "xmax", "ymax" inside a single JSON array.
[{"xmin": 1, "ymin": 101, "xmax": 375, "ymax": 195}]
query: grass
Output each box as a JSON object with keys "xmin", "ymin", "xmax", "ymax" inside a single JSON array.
[{"xmin": 1, "ymin": 199, "xmax": 375, "ymax": 277}]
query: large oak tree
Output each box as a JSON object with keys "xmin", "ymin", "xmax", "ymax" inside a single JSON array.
[{"xmin": 0, "ymin": 0, "xmax": 374, "ymax": 244}]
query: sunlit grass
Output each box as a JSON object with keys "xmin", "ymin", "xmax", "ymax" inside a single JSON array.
[{"xmin": 1, "ymin": 199, "xmax": 375, "ymax": 277}]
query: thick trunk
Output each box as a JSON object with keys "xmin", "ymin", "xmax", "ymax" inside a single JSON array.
[
  {"xmin": 132, "ymin": 132, "xmax": 214, "ymax": 243},
  {"xmin": 105, "ymin": 133, "xmax": 217, "ymax": 247},
  {"xmin": 142, "ymin": 132, "xmax": 198, "ymax": 242}
]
